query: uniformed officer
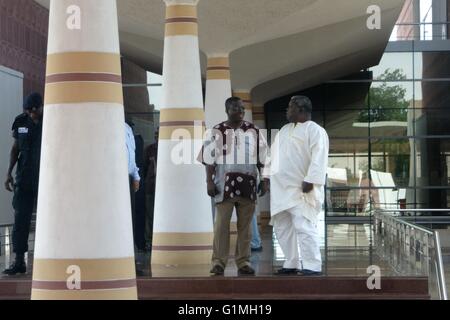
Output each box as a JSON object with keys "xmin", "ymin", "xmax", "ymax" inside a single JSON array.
[{"xmin": 3, "ymin": 93, "xmax": 43, "ymax": 275}]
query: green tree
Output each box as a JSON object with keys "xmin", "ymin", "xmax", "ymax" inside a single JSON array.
[{"xmin": 358, "ymin": 69, "xmax": 409, "ymax": 122}]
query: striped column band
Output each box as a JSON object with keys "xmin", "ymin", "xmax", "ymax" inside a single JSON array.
[
  {"xmin": 152, "ymin": 233, "xmax": 213, "ymax": 265},
  {"xmin": 253, "ymin": 106, "xmax": 265, "ymax": 121},
  {"xmin": 159, "ymin": 108, "xmax": 205, "ymax": 140},
  {"xmin": 45, "ymin": 52, "xmax": 123, "ymax": 105},
  {"xmin": 207, "ymin": 57, "xmax": 230, "ymax": 80},
  {"xmin": 233, "ymin": 91, "xmax": 253, "ymax": 114},
  {"xmin": 165, "ymin": 4, "xmax": 198, "ymax": 36},
  {"xmin": 31, "ymin": 258, "xmax": 137, "ymax": 300}
]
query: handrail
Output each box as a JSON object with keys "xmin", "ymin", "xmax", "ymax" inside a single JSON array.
[
  {"xmin": 375, "ymin": 209, "xmax": 448, "ymax": 300},
  {"xmin": 434, "ymin": 230, "xmax": 448, "ymax": 300}
]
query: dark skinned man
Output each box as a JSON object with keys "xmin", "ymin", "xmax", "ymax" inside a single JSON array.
[
  {"xmin": 3, "ymin": 93, "xmax": 43, "ymax": 275},
  {"xmin": 269, "ymin": 96, "xmax": 329, "ymax": 276},
  {"xmin": 200, "ymin": 97, "xmax": 269, "ymax": 276}
]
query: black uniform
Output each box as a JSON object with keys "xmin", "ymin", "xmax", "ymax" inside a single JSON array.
[{"xmin": 11, "ymin": 113, "xmax": 42, "ymax": 255}]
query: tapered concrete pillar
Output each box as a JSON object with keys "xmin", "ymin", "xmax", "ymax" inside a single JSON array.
[
  {"xmin": 233, "ymin": 90, "xmax": 253, "ymax": 122},
  {"xmin": 32, "ymin": 0, "xmax": 137, "ymax": 300},
  {"xmin": 205, "ymin": 55, "xmax": 231, "ymax": 128},
  {"xmin": 152, "ymin": 0, "xmax": 213, "ymax": 269}
]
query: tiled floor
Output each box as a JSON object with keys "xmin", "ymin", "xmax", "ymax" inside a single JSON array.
[{"xmin": 1, "ymin": 224, "xmax": 449, "ymax": 299}]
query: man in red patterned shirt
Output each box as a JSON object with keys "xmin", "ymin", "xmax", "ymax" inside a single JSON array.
[{"xmin": 200, "ymin": 97, "xmax": 269, "ymax": 276}]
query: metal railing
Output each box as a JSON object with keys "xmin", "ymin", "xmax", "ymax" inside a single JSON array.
[
  {"xmin": 373, "ymin": 209, "xmax": 448, "ymax": 300},
  {"xmin": 391, "ymin": 22, "xmax": 450, "ymax": 41}
]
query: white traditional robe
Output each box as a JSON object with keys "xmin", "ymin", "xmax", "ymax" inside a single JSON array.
[
  {"xmin": 269, "ymin": 121, "xmax": 329, "ymax": 224},
  {"xmin": 268, "ymin": 121, "xmax": 329, "ymax": 271}
]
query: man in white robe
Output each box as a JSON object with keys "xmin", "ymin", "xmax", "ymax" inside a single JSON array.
[{"xmin": 269, "ymin": 95, "xmax": 329, "ymax": 276}]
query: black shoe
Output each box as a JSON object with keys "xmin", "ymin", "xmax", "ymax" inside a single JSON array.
[
  {"xmin": 274, "ymin": 268, "xmax": 299, "ymax": 276},
  {"xmin": 298, "ymin": 269, "xmax": 322, "ymax": 276},
  {"xmin": 210, "ymin": 265, "xmax": 224, "ymax": 276},
  {"xmin": 251, "ymin": 246, "xmax": 263, "ymax": 252},
  {"xmin": 2, "ymin": 261, "xmax": 26, "ymax": 276},
  {"xmin": 238, "ymin": 265, "xmax": 255, "ymax": 276}
]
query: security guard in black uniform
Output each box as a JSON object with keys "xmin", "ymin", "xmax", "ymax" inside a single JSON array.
[{"xmin": 3, "ymin": 93, "xmax": 43, "ymax": 275}]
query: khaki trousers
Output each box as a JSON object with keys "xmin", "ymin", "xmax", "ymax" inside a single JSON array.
[{"xmin": 212, "ymin": 197, "xmax": 255, "ymax": 269}]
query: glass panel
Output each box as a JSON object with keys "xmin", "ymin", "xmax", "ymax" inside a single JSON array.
[
  {"xmin": 415, "ymin": 80, "xmax": 450, "ymax": 109},
  {"xmin": 327, "ymin": 139, "xmax": 369, "ymax": 216},
  {"xmin": 370, "ymin": 138, "xmax": 413, "ymax": 188},
  {"xmin": 370, "ymin": 52, "xmax": 414, "ymax": 80},
  {"xmin": 325, "ymin": 109, "xmax": 368, "ymax": 138},
  {"xmin": 329, "ymin": 138, "xmax": 369, "ymax": 186},
  {"xmin": 366, "ymin": 81, "xmax": 413, "ymax": 137},
  {"xmin": 415, "ymin": 188, "xmax": 450, "ymax": 209},
  {"xmin": 414, "ymin": 52, "xmax": 450, "ymax": 79},
  {"xmin": 414, "ymin": 107, "xmax": 450, "ymax": 136},
  {"xmin": 368, "ymin": 81, "xmax": 413, "ymax": 112},
  {"xmin": 323, "ymin": 82, "xmax": 369, "ymax": 109},
  {"xmin": 416, "ymin": 138, "xmax": 450, "ymax": 187}
]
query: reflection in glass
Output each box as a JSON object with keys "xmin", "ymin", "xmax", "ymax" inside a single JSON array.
[
  {"xmin": 371, "ymin": 138, "xmax": 412, "ymax": 188},
  {"xmin": 325, "ymin": 109, "xmax": 368, "ymax": 138},
  {"xmin": 370, "ymin": 52, "xmax": 413, "ymax": 80}
]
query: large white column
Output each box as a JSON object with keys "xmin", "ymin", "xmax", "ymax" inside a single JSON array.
[
  {"xmin": 205, "ymin": 55, "xmax": 231, "ymax": 128},
  {"xmin": 233, "ymin": 90, "xmax": 253, "ymax": 122},
  {"xmin": 152, "ymin": 0, "xmax": 213, "ymax": 270},
  {"xmin": 32, "ymin": 0, "xmax": 137, "ymax": 300}
]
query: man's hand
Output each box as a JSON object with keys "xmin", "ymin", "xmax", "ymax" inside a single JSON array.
[
  {"xmin": 302, "ymin": 181, "xmax": 314, "ymax": 194},
  {"xmin": 5, "ymin": 174, "xmax": 14, "ymax": 192},
  {"xmin": 133, "ymin": 180, "xmax": 140, "ymax": 193},
  {"xmin": 258, "ymin": 179, "xmax": 269, "ymax": 197},
  {"xmin": 207, "ymin": 181, "xmax": 219, "ymax": 197}
]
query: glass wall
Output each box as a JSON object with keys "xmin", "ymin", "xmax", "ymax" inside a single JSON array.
[{"xmin": 266, "ymin": 49, "xmax": 450, "ymax": 217}]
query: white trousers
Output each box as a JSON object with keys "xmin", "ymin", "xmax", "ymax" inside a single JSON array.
[{"xmin": 273, "ymin": 207, "xmax": 322, "ymax": 272}]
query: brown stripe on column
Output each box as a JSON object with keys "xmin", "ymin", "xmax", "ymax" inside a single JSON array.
[
  {"xmin": 233, "ymin": 92, "xmax": 251, "ymax": 101},
  {"xmin": 165, "ymin": 23, "xmax": 198, "ymax": 37},
  {"xmin": 207, "ymin": 57, "xmax": 229, "ymax": 68},
  {"xmin": 152, "ymin": 250, "xmax": 212, "ymax": 265},
  {"xmin": 207, "ymin": 70, "xmax": 230, "ymax": 80},
  {"xmin": 46, "ymin": 52, "xmax": 121, "ymax": 75},
  {"xmin": 152, "ymin": 245, "xmax": 213, "ymax": 251},
  {"xmin": 166, "ymin": 17, "xmax": 198, "ymax": 23},
  {"xmin": 207, "ymin": 66, "xmax": 230, "ymax": 71},
  {"xmin": 32, "ymin": 258, "xmax": 136, "ymax": 281},
  {"xmin": 45, "ymin": 82, "xmax": 123, "ymax": 105},
  {"xmin": 166, "ymin": 4, "xmax": 197, "ymax": 19},
  {"xmin": 160, "ymin": 121, "xmax": 206, "ymax": 127},
  {"xmin": 31, "ymin": 287, "xmax": 137, "ymax": 300},
  {"xmin": 160, "ymin": 108, "xmax": 205, "ymax": 122},
  {"xmin": 32, "ymin": 279, "xmax": 137, "ymax": 291},
  {"xmin": 46, "ymin": 73, "xmax": 122, "ymax": 84},
  {"xmin": 153, "ymin": 232, "xmax": 213, "ymax": 246}
]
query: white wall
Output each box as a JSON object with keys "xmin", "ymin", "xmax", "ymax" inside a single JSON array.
[{"xmin": 0, "ymin": 66, "xmax": 23, "ymax": 225}]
